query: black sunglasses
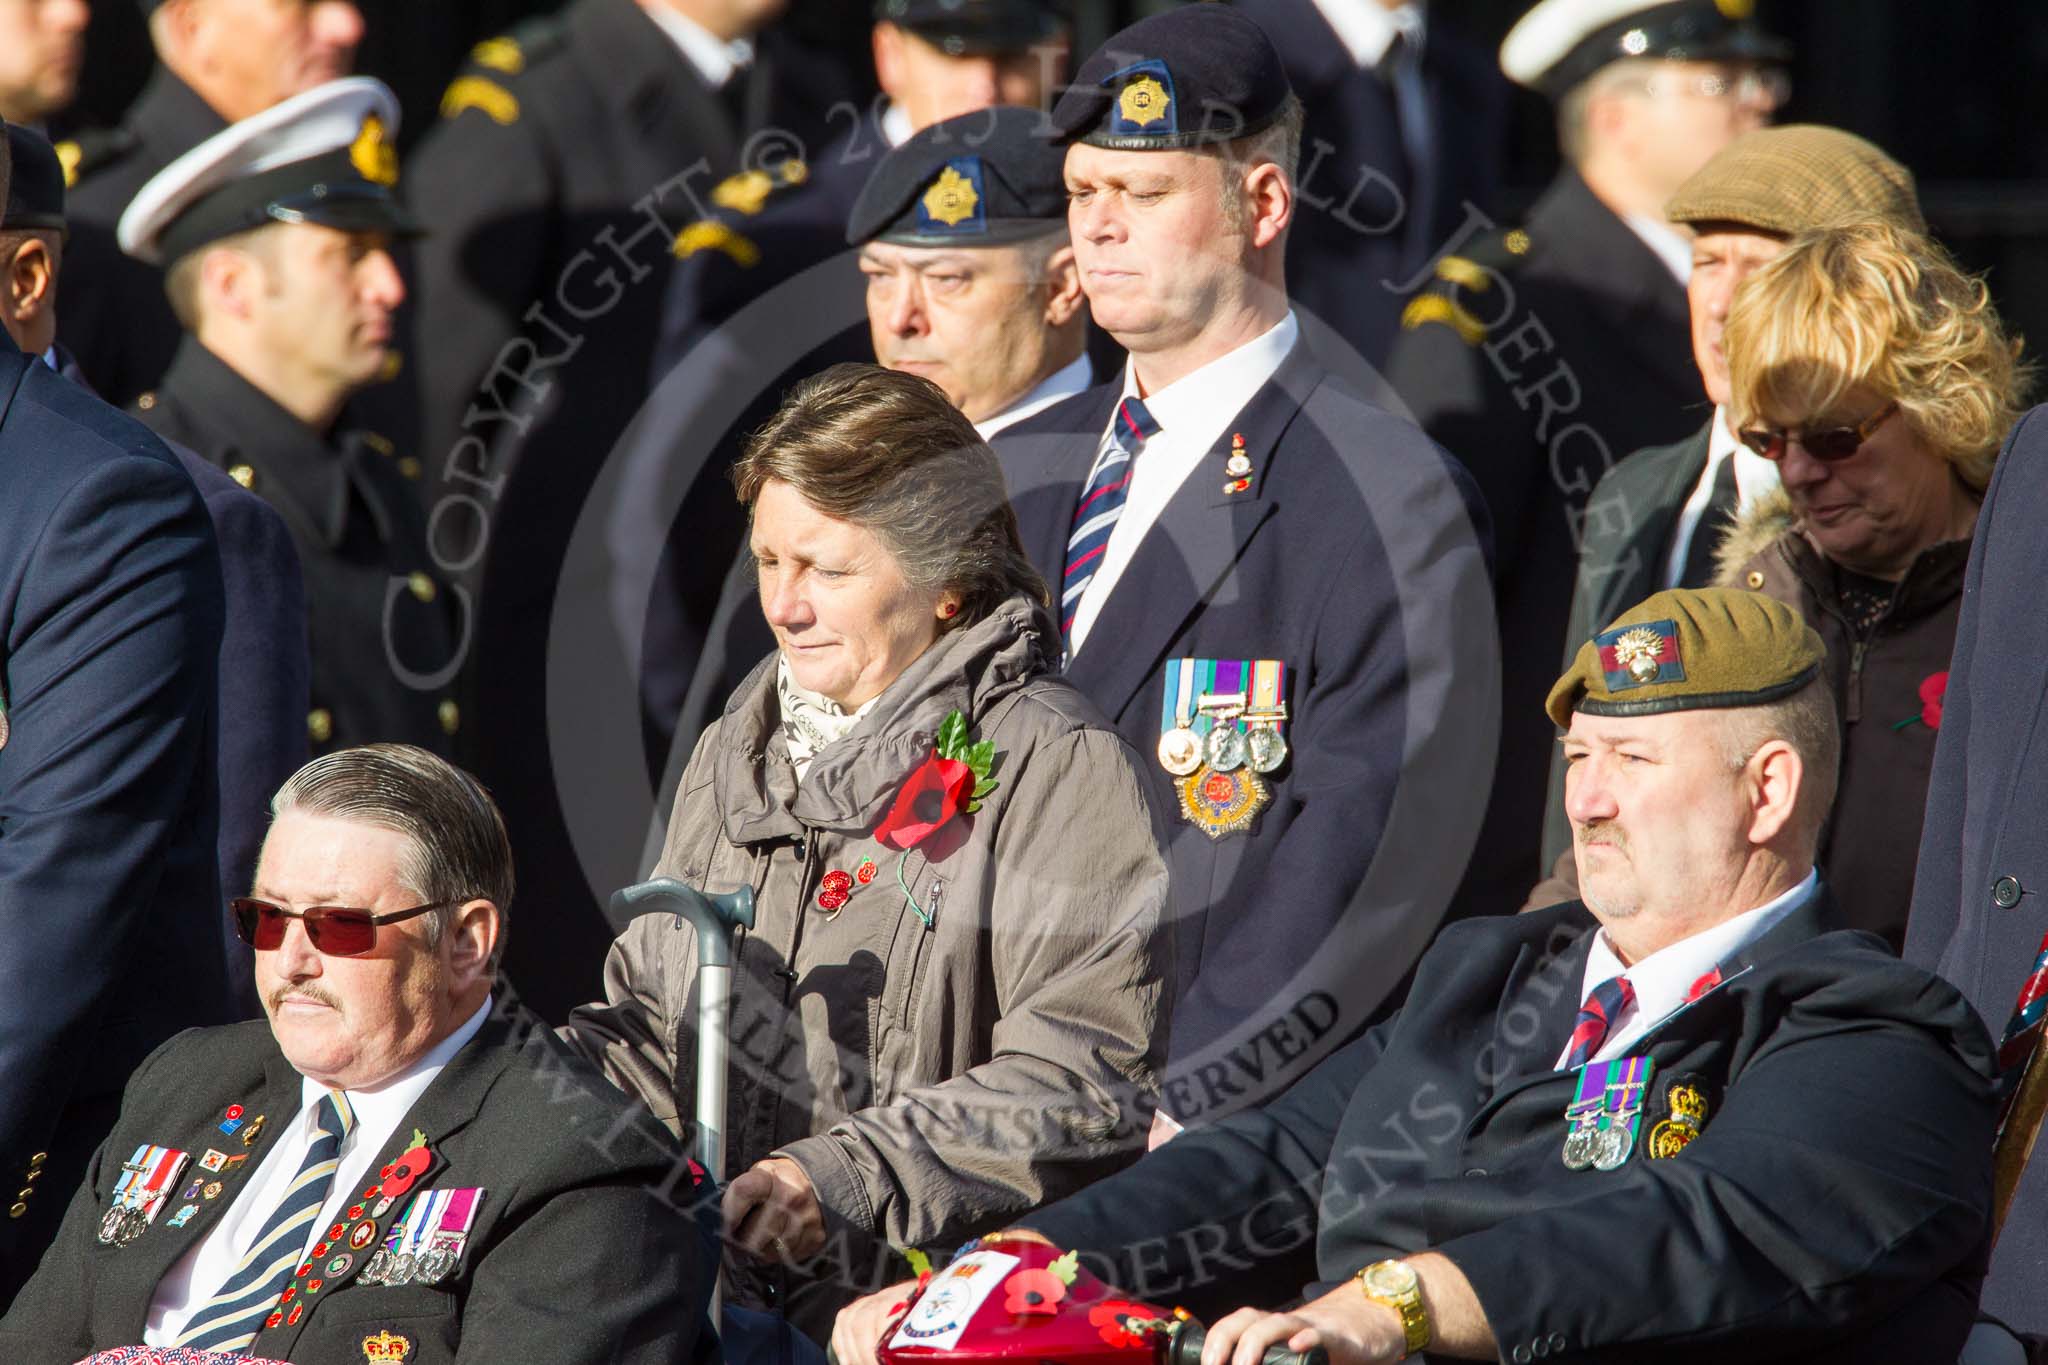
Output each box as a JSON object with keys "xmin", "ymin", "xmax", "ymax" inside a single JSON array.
[
  {"xmin": 1737, "ymin": 401, "xmax": 1898, "ymax": 463},
  {"xmin": 230, "ymin": 897, "xmax": 453, "ymax": 957}
]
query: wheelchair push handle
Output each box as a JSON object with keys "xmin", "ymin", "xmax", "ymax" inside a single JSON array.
[
  {"xmin": 609, "ymin": 877, "xmax": 756, "ymax": 967},
  {"xmin": 1164, "ymin": 1317, "xmax": 1330, "ymax": 1365}
]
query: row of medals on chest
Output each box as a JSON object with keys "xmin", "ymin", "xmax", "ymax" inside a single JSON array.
[{"xmin": 1157, "ymin": 690, "xmax": 1289, "ymax": 778}]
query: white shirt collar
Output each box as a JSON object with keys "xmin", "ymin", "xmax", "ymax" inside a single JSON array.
[
  {"xmin": 1624, "ymin": 212, "xmax": 1694, "ymax": 287},
  {"xmin": 1660, "ymin": 407, "xmax": 1785, "ymax": 588},
  {"xmin": 1565, "ymin": 870, "xmax": 1818, "ymax": 1068},
  {"xmin": 975, "ymin": 353, "xmax": 1094, "ymax": 438},
  {"xmin": 879, "ymin": 101, "xmax": 915, "ymax": 150},
  {"xmin": 1309, "ymin": 0, "xmax": 1426, "ymax": 69},
  {"xmin": 301, "ymin": 994, "xmax": 493, "ymax": 1129},
  {"xmin": 1119, "ymin": 310, "xmax": 1300, "ymax": 433},
  {"xmin": 641, "ymin": 4, "xmax": 753, "ymax": 89}
]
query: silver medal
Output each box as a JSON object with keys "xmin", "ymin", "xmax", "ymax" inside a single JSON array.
[
  {"xmin": 415, "ymin": 1246, "xmax": 458, "ymax": 1285},
  {"xmin": 383, "ymin": 1251, "xmax": 417, "ymax": 1287},
  {"xmin": 359, "ymin": 1248, "xmax": 392, "ymax": 1285},
  {"xmin": 98, "ymin": 1206, "xmax": 126, "ymax": 1245},
  {"xmin": 1591, "ymin": 1124, "xmax": 1633, "ymax": 1171},
  {"xmin": 1205, "ymin": 723, "xmax": 1247, "ymax": 772},
  {"xmin": 1246, "ymin": 725, "xmax": 1288, "ymax": 774},
  {"xmin": 1561, "ymin": 1124, "xmax": 1597, "ymax": 1171},
  {"xmin": 1157, "ymin": 726, "xmax": 1202, "ymax": 777}
]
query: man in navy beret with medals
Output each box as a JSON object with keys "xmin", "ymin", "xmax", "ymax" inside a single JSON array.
[
  {"xmin": 988, "ymin": 2, "xmax": 1492, "ymax": 1137},
  {"xmin": 0, "ymin": 744, "xmax": 711, "ymax": 1364},
  {"xmin": 835, "ymin": 588, "xmax": 1998, "ymax": 1365}
]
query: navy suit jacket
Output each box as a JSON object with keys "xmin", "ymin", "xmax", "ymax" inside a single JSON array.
[
  {"xmin": 1906, "ymin": 402, "xmax": 2048, "ymax": 1334},
  {"xmin": 993, "ymin": 341, "xmax": 1494, "ymax": 1121},
  {"xmin": 1034, "ymin": 888, "xmax": 1997, "ymax": 1363},
  {"xmin": 0, "ymin": 343, "xmax": 231, "ymax": 1303}
]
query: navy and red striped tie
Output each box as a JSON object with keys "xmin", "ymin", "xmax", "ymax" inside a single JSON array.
[
  {"xmin": 1061, "ymin": 396, "xmax": 1159, "ymax": 653},
  {"xmin": 1562, "ymin": 974, "xmax": 1635, "ymax": 1070}
]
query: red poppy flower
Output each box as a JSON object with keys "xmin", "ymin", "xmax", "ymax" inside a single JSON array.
[
  {"xmin": 875, "ymin": 755, "xmax": 975, "ymax": 851},
  {"xmin": 382, "ymin": 1144, "xmax": 431, "ymax": 1198},
  {"xmin": 1920, "ymin": 670, "xmax": 1949, "ymax": 730},
  {"xmin": 1088, "ymin": 1299, "xmax": 1161, "ymax": 1349},
  {"xmin": 821, "ymin": 869, "xmax": 854, "ymax": 895},
  {"xmin": 856, "ymin": 860, "xmax": 878, "ymax": 885},
  {"xmin": 817, "ymin": 888, "xmax": 850, "ymax": 912},
  {"xmin": 1004, "ymin": 1268, "xmax": 1066, "ymax": 1317}
]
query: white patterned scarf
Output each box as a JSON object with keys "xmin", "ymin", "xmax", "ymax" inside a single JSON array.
[{"xmin": 775, "ymin": 655, "xmax": 879, "ymax": 783}]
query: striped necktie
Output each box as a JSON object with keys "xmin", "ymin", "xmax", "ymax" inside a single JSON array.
[
  {"xmin": 175, "ymin": 1091, "xmax": 354, "ymax": 1352},
  {"xmin": 1061, "ymin": 395, "xmax": 1159, "ymax": 652},
  {"xmin": 1562, "ymin": 974, "xmax": 1635, "ymax": 1071}
]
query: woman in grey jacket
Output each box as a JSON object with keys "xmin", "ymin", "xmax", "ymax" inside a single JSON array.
[{"xmin": 563, "ymin": 365, "xmax": 1174, "ymax": 1338}]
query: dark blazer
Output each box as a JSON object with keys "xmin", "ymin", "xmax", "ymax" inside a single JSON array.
[
  {"xmin": 1239, "ymin": 0, "xmax": 1510, "ymax": 367},
  {"xmin": 55, "ymin": 70, "xmax": 228, "ymax": 407},
  {"xmin": 1383, "ymin": 168, "xmax": 1704, "ymax": 924},
  {"xmin": 1032, "ymin": 887, "xmax": 1998, "ymax": 1363},
  {"xmin": 0, "ymin": 344, "xmax": 230, "ymax": 1305},
  {"xmin": 992, "ymin": 341, "xmax": 1494, "ymax": 1120},
  {"xmin": 137, "ymin": 339, "xmax": 459, "ymax": 763},
  {"xmin": 401, "ymin": 0, "xmax": 852, "ymax": 1020},
  {"xmin": 55, "ymin": 343, "xmax": 309, "ymax": 1013},
  {"xmin": 1906, "ymin": 403, "xmax": 2048, "ymax": 1335},
  {"xmin": 1538, "ymin": 422, "xmax": 1711, "ymax": 866},
  {"xmin": 0, "ymin": 1000, "xmax": 715, "ymax": 1364}
]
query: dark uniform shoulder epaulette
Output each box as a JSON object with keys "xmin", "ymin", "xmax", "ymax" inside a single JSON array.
[
  {"xmin": 1399, "ymin": 223, "xmax": 1538, "ymax": 348},
  {"xmin": 438, "ymin": 12, "xmax": 569, "ymax": 125},
  {"xmin": 51, "ymin": 125, "xmax": 141, "ymax": 190},
  {"xmin": 673, "ymin": 158, "xmax": 811, "ymax": 269}
]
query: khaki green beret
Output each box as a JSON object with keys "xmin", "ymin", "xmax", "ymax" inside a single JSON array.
[
  {"xmin": 1547, "ymin": 587, "xmax": 1825, "ymax": 729},
  {"xmin": 1664, "ymin": 124, "xmax": 1926, "ymax": 238}
]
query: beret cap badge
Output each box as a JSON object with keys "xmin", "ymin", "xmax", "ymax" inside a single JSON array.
[
  {"xmin": 1612, "ymin": 627, "xmax": 1670, "ymax": 685},
  {"xmin": 921, "ymin": 164, "xmax": 981, "ymax": 229},
  {"xmin": 1118, "ymin": 76, "xmax": 1170, "ymax": 128}
]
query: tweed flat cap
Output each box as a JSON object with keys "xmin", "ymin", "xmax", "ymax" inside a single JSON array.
[
  {"xmin": 1050, "ymin": 5, "xmax": 1292, "ymax": 151},
  {"xmin": 1665, "ymin": 124, "xmax": 1926, "ymax": 236},
  {"xmin": 1547, "ymin": 587, "xmax": 1824, "ymax": 728},
  {"xmin": 848, "ymin": 106, "xmax": 1067, "ymax": 246}
]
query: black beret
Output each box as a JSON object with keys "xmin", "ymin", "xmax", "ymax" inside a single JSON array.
[
  {"xmin": 4, "ymin": 124, "xmax": 67, "ymax": 231},
  {"xmin": 874, "ymin": 0, "xmax": 1067, "ymax": 57},
  {"xmin": 1502, "ymin": 0, "xmax": 1791, "ymax": 100},
  {"xmin": 1050, "ymin": 4, "xmax": 1292, "ymax": 151},
  {"xmin": 848, "ymin": 106, "xmax": 1067, "ymax": 247}
]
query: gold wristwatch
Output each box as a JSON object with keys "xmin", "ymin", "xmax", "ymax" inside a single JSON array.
[{"xmin": 1356, "ymin": 1259, "xmax": 1431, "ymax": 1358}]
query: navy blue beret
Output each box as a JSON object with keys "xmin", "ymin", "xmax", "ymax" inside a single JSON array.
[
  {"xmin": 1049, "ymin": 4, "xmax": 1292, "ymax": 151},
  {"xmin": 4, "ymin": 123, "xmax": 66, "ymax": 232},
  {"xmin": 874, "ymin": 0, "xmax": 1068, "ymax": 57},
  {"xmin": 848, "ymin": 106, "xmax": 1067, "ymax": 247}
]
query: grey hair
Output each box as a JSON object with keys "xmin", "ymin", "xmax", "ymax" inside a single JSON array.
[
  {"xmin": 269, "ymin": 743, "xmax": 514, "ymax": 970},
  {"xmin": 1717, "ymin": 678, "xmax": 1841, "ymax": 853},
  {"xmin": 732, "ymin": 363, "xmax": 1049, "ymax": 627}
]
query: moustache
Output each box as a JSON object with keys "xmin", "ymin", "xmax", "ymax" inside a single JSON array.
[
  {"xmin": 1577, "ymin": 823, "xmax": 1629, "ymax": 853},
  {"xmin": 269, "ymin": 984, "xmax": 343, "ymax": 1014}
]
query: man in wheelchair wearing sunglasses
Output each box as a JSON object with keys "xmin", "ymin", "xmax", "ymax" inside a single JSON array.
[{"xmin": 0, "ymin": 744, "xmax": 714, "ymax": 1365}]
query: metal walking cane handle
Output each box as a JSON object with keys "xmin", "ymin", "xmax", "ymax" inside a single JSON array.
[{"xmin": 609, "ymin": 877, "xmax": 758, "ymax": 1181}]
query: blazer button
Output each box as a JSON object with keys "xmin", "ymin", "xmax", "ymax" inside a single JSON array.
[
  {"xmin": 7, "ymin": 1203, "xmax": 24, "ymax": 1219},
  {"xmin": 13, "ymin": 1188, "xmax": 29, "ymax": 1201},
  {"xmin": 1994, "ymin": 875, "xmax": 2024, "ymax": 909},
  {"xmin": 1511, "ymin": 1346, "xmax": 1531, "ymax": 1364},
  {"xmin": 1745, "ymin": 570, "xmax": 1765, "ymax": 590},
  {"xmin": 1549, "ymin": 1333, "xmax": 1568, "ymax": 1351},
  {"xmin": 1463, "ymin": 1167, "xmax": 1488, "ymax": 1177},
  {"xmin": 1532, "ymin": 1339, "xmax": 1551, "ymax": 1358},
  {"xmin": 27, "ymin": 1153, "xmax": 45, "ymax": 1166}
]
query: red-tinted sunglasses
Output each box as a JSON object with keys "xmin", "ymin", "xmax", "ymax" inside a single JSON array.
[
  {"xmin": 1737, "ymin": 401, "xmax": 1898, "ymax": 463},
  {"xmin": 230, "ymin": 896, "xmax": 452, "ymax": 957}
]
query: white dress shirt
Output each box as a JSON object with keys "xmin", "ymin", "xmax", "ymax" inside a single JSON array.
[
  {"xmin": 1308, "ymin": 0, "xmax": 1426, "ymax": 68},
  {"xmin": 641, "ymin": 4, "xmax": 753, "ymax": 89},
  {"xmin": 1623, "ymin": 212, "xmax": 1694, "ymax": 287},
  {"xmin": 879, "ymin": 101, "xmax": 915, "ymax": 151},
  {"xmin": 145, "ymin": 997, "xmax": 494, "ymax": 1345},
  {"xmin": 1556, "ymin": 870, "xmax": 1818, "ymax": 1070},
  {"xmin": 1065, "ymin": 312, "xmax": 1300, "ymax": 656},
  {"xmin": 975, "ymin": 354, "xmax": 1094, "ymax": 439},
  {"xmin": 1660, "ymin": 405, "xmax": 1783, "ymax": 589}
]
